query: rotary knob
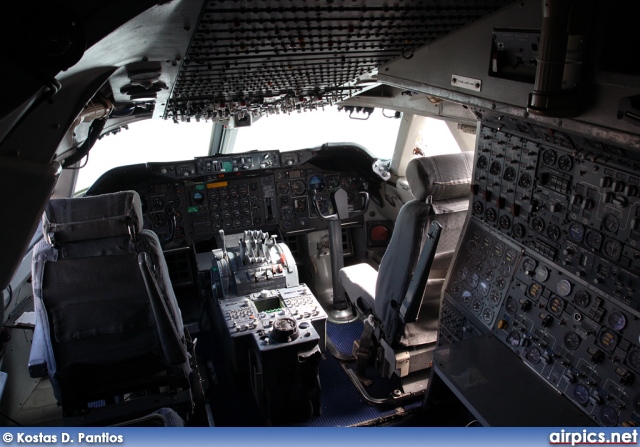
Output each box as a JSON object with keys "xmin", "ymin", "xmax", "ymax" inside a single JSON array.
[{"xmin": 269, "ymin": 316, "xmax": 299, "ymax": 343}]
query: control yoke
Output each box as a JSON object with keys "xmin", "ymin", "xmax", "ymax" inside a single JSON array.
[{"xmin": 311, "ymin": 188, "xmax": 369, "ymax": 323}]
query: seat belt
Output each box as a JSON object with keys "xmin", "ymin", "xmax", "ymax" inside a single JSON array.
[{"xmin": 354, "ymin": 315, "xmax": 375, "ymax": 386}]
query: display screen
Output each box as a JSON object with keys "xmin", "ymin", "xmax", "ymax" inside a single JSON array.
[{"xmin": 254, "ymin": 296, "xmax": 283, "ymax": 312}]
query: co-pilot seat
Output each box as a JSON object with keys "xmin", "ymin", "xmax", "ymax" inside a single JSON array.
[
  {"xmin": 29, "ymin": 191, "xmax": 203, "ymax": 425},
  {"xmin": 339, "ymin": 152, "xmax": 472, "ymax": 390}
]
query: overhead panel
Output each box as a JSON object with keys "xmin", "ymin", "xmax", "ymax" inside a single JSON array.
[{"xmin": 166, "ymin": 0, "xmax": 515, "ymax": 122}]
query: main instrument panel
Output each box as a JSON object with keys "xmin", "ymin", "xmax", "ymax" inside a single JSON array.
[
  {"xmin": 87, "ymin": 146, "xmax": 374, "ymax": 252},
  {"xmin": 440, "ymin": 113, "xmax": 640, "ymax": 427}
]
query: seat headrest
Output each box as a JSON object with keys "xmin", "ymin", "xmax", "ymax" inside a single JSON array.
[
  {"xmin": 406, "ymin": 152, "xmax": 473, "ymax": 201},
  {"xmin": 43, "ymin": 191, "xmax": 143, "ymax": 244}
]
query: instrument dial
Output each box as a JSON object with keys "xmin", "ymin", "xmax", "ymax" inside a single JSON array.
[
  {"xmin": 568, "ymin": 222, "xmax": 585, "ymax": 242},
  {"xmin": 557, "ymin": 154, "xmax": 573, "ymax": 172},
  {"xmin": 573, "ymin": 384, "xmax": 590, "ymax": 405},
  {"xmin": 507, "ymin": 331, "xmax": 521, "ymax": 347},
  {"xmin": 603, "ymin": 239, "xmax": 622, "ymax": 261},
  {"xmin": 522, "ymin": 257, "xmax": 537, "ymax": 275},
  {"xmin": 526, "ymin": 347, "xmax": 541, "ymax": 364},
  {"xmin": 490, "ymin": 290, "xmax": 501, "ymax": 304},
  {"xmin": 546, "ymin": 224, "xmax": 560, "ymax": 241},
  {"xmin": 512, "ymin": 223, "xmax": 525, "ymax": 238},
  {"xmin": 608, "ymin": 311, "xmax": 627, "ymax": 331},
  {"xmin": 599, "ymin": 406, "xmax": 619, "ymax": 427},
  {"xmin": 489, "ymin": 161, "xmax": 502, "ymax": 176},
  {"xmin": 534, "ymin": 265, "xmax": 549, "ymax": 282},
  {"xmin": 280, "ymin": 205, "xmax": 294, "ymax": 219},
  {"xmin": 308, "ymin": 175, "xmax": 325, "ymax": 193},
  {"xmin": 503, "ymin": 166, "xmax": 516, "ymax": 182},
  {"xmin": 626, "ymin": 349, "xmax": 640, "ymax": 373},
  {"xmin": 482, "ymin": 307, "xmax": 494, "ymax": 323},
  {"xmin": 495, "ymin": 276, "xmax": 506, "ymax": 290},
  {"xmin": 519, "ymin": 173, "xmax": 532, "ymax": 188},
  {"xmin": 485, "ymin": 207, "xmax": 497, "ymax": 222},
  {"xmin": 531, "ymin": 217, "xmax": 545, "ymax": 233},
  {"xmin": 573, "ymin": 290, "xmax": 590, "ymax": 308},
  {"xmin": 473, "ymin": 201, "xmax": 484, "ymax": 215},
  {"xmin": 477, "ymin": 155, "xmax": 488, "ymax": 169},
  {"xmin": 585, "ymin": 230, "xmax": 603, "ymax": 250},
  {"xmin": 506, "ymin": 297, "xmax": 518, "ymax": 315},
  {"xmin": 277, "ymin": 181, "xmax": 290, "ymax": 195},
  {"xmin": 499, "ymin": 215, "xmax": 511, "ymax": 230},
  {"xmin": 597, "ymin": 328, "xmax": 619, "ymax": 352},
  {"xmin": 471, "ymin": 299, "xmax": 483, "ymax": 313},
  {"xmin": 166, "ymin": 194, "xmax": 180, "ymax": 209},
  {"xmin": 556, "ymin": 279, "xmax": 572, "ymax": 297},
  {"xmin": 291, "ymin": 180, "xmax": 307, "ymax": 195},
  {"xmin": 151, "ymin": 196, "xmax": 166, "ymax": 211},
  {"xmin": 564, "ymin": 331, "xmax": 581, "ymax": 351},
  {"xmin": 603, "ymin": 214, "xmax": 619, "ymax": 233},
  {"xmin": 542, "ymin": 149, "xmax": 557, "ymax": 166}
]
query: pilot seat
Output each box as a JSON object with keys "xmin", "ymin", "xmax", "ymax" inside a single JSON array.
[
  {"xmin": 28, "ymin": 191, "xmax": 205, "ymax": 425},
  {"xmin": 339, "ymin": 152, "xmax": 472, "ymax": 400}
]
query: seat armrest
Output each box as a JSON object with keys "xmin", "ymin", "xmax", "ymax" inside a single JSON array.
[{"xmin": 28, "ymin": 323, "xmax": 48, "ymax": 378}]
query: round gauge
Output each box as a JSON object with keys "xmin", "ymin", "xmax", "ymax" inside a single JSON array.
[
  {"xmin": 490, "ymin": 161, "xmax": 502, "ymax": 176},
  {"xmin": 603, "ymin": 214, "xmax": 619, "ymax": 233},
  {"xmin": 474, "ymin": 260, "xmax": 484, "ymax": 272},
  {"xmin": 238, "ymin": 185, "xmax": 249, "ymax": 196},
  {"xmin": 280, "ymin": 205, "xmax": 294, "ymax": 219},
  {"xmin": 151, "ymin": 196, "xmax": 166, "ymax": 211},
  {"xmin": 291, "ymin": 180, "xmax": 307, "ymax": 195},
  {"xmin": 507, "ymin": 331, "xmax": 521, "ymax": 347},
  {"xmin": 506, "ymin": 298, "xmax": 518, "ymax": 315},
  {"xmin": 473, "ymin": 201, "xmax": 484, "ymax": 215},
  {"xmin": 489, "ymin": 256, "xmax": 500, "ymax": 269},
  {"xmin": 339, "ymin": 176, "xmax": 354, "ymax": 190},
  {"xmin": 151, "ymin": 212, "xmax": 167, "ymax": 227},
  {"xmin": 478, "ymin": 281, "xmax": 490, "ymax": 297},
  {"xmin": 598, "ymin": 328, "xmax": 619, "ymax": 352},
  {"xmin": 483, "ymin": 268, "xmax": 494, "ymax": 282},
  {"xmin": 534, "ymin": 265, "xmax": 549, "ymax": 282},
  {"xmin": 573, "ymin": 384, "xmax": 590, "ymax": 405},
  {"xmin": 208, "ymin": 190, "xmax": 219, "ymax": 200},
  {"xmin": 490, "ymin": 289, "xmax": 501, "ymax": 304},
  {"xmin": 531, "ymin": 217, "xmax": 545, "ymax": 233},
  {"xmin": 166, "ymin": 194, "xmax": 180, "ymax": 209},
  {"xmin": 522, "ymin": 257, "xmax": 537, "ymax": 275},
  {"xmin": 603, "ymin": 239, "xmax": 622, "ymax": 261},
  {"xmin": 556, "ymin": 279, "xmax": 572, "ymax": 297},
  {"xmin": 506, "ymin": 248, "xmax": 517, "ymax": 263},
  {"xmin": 250, "ymin": 192, "xmax": 260, "ymax": 203},
  {"xmin": 519, "ymin": 173, "xmax": 532, "ymax": 189},
  {"xmin": 499, "ymin": 263, "xmax": 511, "ymax": 276},
  {"xmin": 229, "ymin": 188, "xmax": 239, "ymax": 198},
  {"xmin": 472, "ymin": 299, "xmax": 483, "ymax": 313},
  {"xmin": 542, "ymin": 149, "xmax": 557, "ymax": 166},
  {"xmin": 564, "ymin": 331, "xmax": 581, "ymax": 351},
  {"xmin": 316, "ymin": 199, "xmax": 329, "ymax": 215},
  {"xmin": 494, "ymin": 242, "xmax": 504, "ymax": 256},
  {"xmin": 499, "ymin": 215, "xmax": 511, "ymax": 230},
  {"xmin": 220, "ymin": 199, "xmax": 229, "ymax": 209},
  {"xmin": 608, "ymin": 311, "xmax": 627, "ymax": 331},
  {"xmin": 526, "ymin": 347, "xmax": 542, "ymax": 364},
  {"xmin": 495, "ymin": 276, "xmax": 507, "ymax": 290},
  {"xmin": 277, "ymin": 181, "xmax": 289, "ymax": 195},
  {"xmin": 467, "ymin": 240, "xmax": 478, "ymax": 253},
  {"xmin": 308, "ymin": 175, "xmax": 326, "ymax": 193},
  {"xmin": 469, "ymin": 273, "xmax": 480, "ymax": 288},
  {"xmin": 477, "ymin": 155, "xmax": 488, "ymax": 170},
  {"xmin": 512, "ymin": 223, "xmax": 525, "ymax": 238},
  {"xmin": 219, "ymin": 188, "xmax": 229, "ymax": 198},
  {"xmin": 548, "ymin": 296, "xmax": 566, "ymax": 316},
  {"xmin": 599, "ymin": 406, "xmax": 619, "ymax": 427},
  {"xmin": 626, "ymin": 349, "xmax": 640, "ymax": 373},
  {"xmin": 546, "ymin": 224, "xmax": 560, "ymax": 241},
  {"xmin": 482, "ymin": 307, "xmax": 494, "ymax": 323},
  {"xmin": 221, "ymin": 210, "xmax": 231, "ymax": 219},
  {"xmin": 231, "ymin": 198, "xmax": 240, "ymax": 208},
  {"xmin": 457, "ymin": 266, "xmax": 469, "ymax": 280},
  {"xmin": 241, "ymin": 197, "xmax": 250, "ymax": 207},
  {"xmin": 451, "ymin": 282, "xmax": 462, "ymax": 297},
  {"xmin": 585, "ymin": 230, "xmax": 603, "ymax": 250},
  {"xmin": 485, "ymin": 207, "xmax": 497, "ymax": 222},
  {"xmin": 568, "ymin": 222, "xmax": 585, "ymax": 242},
  {"xmin": 461, "ymin": 291, "xmax": 472, "ymax": 304},
  {"xmin": 574, "ymin": 290, "xmax": 590, "ymax": 308},
  {"xmin": 503, "ymin": 167, "xmax": 516, "ymax": 182},
  {"xmin": 557, "ymin": 154, "xmax": 573, "ymax": 172}
]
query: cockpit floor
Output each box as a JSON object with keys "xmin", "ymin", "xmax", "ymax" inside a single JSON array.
[{"xmin": 196, "ymin": 320, "xmax": 423, "ymax": 427}]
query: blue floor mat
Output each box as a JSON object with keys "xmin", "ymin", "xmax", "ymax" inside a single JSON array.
[{"xmin": 197, "ymin": 320, "xmax": 423, "ymax": 427}]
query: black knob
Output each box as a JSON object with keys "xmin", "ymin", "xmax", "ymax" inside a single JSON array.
[{"xmin": 269, "ymin": 317, "xmax": 300, "ymax": 343}]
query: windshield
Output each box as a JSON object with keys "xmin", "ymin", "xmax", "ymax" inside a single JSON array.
[
  {"xmin": 231, "ymin": 107, "xmax": 401, "ymax": 159},
  {"xmin": 75, "ymin": 120, "xmax": 214, "ymax": 193}
]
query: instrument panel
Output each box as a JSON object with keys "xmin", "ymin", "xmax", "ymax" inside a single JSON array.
[
  {"xmin": 89, "ymin": 147, "xmax": 374, "ymax": 251},
  {"xmin": 440, "ymin": 114, "xmax": 640, "ymax": 427}
]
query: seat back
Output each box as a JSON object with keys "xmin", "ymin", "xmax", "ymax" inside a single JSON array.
[
  {"xmin": 31, "ymin": 191, "xmax": 192, "ymax": 416},
  {"xmin": 375, "ymin": 152, "xmax": 473, "ymax": 342}
]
